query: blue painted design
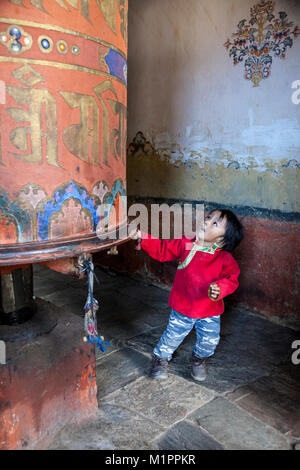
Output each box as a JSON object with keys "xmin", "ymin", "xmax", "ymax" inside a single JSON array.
[
  {"xmin": 9, "ymin": 27, "xmax": 22, "ymax": 52},
  {"xmin": 105, "ymin": 49, "xmax": 127, "ymax": 84},
  {"xmin": 36, "ymin": 181, "xmax": 100, "ymax": 241},
  {"xmin": 41, "ymin": 38, "xmax": 50, "ymax": 49},
  {"xmin": 103, "ymin": 179, "xmax": 126, "ymax": 223},
  {"xmin": 103, "ymin": 179, "xmax": 125, "ymax": 206},
  {"xmin": 11, "ymin": 42, "xmax": 22, "ymax": 52},
  {"xmin": 9, "ymin": 27, "xmax": 21, "ymax": 40},
  {"xmin": 112, "ymin": 178, "xmax": 125, "ymax": 200}
]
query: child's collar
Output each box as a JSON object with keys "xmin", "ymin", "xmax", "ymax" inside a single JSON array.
[
  {"xmin": 178, "ymin": 241, "xmax": 221, "ymax": 270},
  {"xmin": 193, "ymin": 240, "xmax": 222, "ymax": 255}
]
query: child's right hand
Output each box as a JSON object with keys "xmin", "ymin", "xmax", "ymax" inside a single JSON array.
[{"xmin": 129, "ymin": 228, "xmax": 142, "ymax": 240}]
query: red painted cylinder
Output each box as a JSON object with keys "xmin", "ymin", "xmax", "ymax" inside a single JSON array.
[{"xmin": 0, "ymin": 0, "xmax": 128, "ymax": 265}]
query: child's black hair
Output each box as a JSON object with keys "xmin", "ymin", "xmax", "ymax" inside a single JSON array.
[{"xmin": 210, "ymin": 209, "xmax": 244, "ymax": 252}]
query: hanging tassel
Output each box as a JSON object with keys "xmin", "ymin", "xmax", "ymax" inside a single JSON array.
[
  {"xmin": 78, "ymin": 256, "xmax": 110, "ymax": 353},
  {"xmin": 83, "ymin": 334, "xmax": 110, "ymax": 352}
]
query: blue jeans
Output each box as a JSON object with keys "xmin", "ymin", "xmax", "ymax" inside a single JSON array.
[{"xmin": 153, "ymin": 309, "xmax": 221, "ymax": 361}]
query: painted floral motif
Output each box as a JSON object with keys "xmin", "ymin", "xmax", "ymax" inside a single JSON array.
[
  {"xmin": 92, "ymin": 180, "xmax": 109, "ymax": 203},
  {"xmin": 97, "ymin": 178, "xmax": 126, "ymax": 232},
  {"xmin": 0, "ymin": 25, "xmax": 32, "ymax": 55},
  {"xmin": 224, "ymin": 0, "xmax": 300, "ymax": 86},
  {"xmin": 49, "ymin": 198, "xmax": 93, "ymax": 239},
  {"xmin": 128, "ymin": 131, "xmax": 154, "ymax": 156},
  {"xmin": 17, "ymin": 183, "xmax": 47, "ymax": 240},
  {"xmin": 18, "ymin": 183, "xmax": 47, "ymax": 210},
  {"xmin": 37, "ymin": 181, "xmax": 100, "ymax": 240}
]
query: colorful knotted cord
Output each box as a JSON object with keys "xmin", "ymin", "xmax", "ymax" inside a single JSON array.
[{"xmin": 78, "ymin": 257, "xmax": 110, "ymax": 353}]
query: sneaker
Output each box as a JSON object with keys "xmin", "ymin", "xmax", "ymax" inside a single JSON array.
[
  {"xmin": 150, "ymin": 354, "xmax": 168, "ymax": 379},
  {"xmin": 191, "ymin": 354, "xmax": 207, "ymax": 382}
]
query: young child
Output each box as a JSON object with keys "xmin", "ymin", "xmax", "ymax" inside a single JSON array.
[{"xmin": 131, "ymin": 209, "xmax": 244, "ymax": 381}]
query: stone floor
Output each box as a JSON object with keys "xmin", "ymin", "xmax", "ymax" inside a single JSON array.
[{"xmin": 33, "ymin": 264, "xmax": 300, "ymax": 450}]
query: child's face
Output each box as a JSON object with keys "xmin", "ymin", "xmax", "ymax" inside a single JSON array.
[{"xmin": 197, "ymin": 210, "xmax": 227, "ymax": 246}]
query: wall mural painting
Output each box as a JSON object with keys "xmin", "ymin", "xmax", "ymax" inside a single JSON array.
[
  {"xmin": 224, "ymin": 0, "xmax": 300, "ymax": 87},
  {"xmin": 128, "ymin": 131, "xmax": 154, "ymax": 157}
]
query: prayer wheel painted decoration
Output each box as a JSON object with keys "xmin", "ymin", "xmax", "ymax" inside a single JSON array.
[{"xmin": 0, "ymin": 0, "xmax": 128, "ymax": 265}]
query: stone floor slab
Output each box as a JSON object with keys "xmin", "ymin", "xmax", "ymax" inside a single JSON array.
[
  {"xmin": 96, "ymin": 348, "xmax": 150, "ymax": 398},
  {"xmin": 188, "ymin": 397, "xmax": 291, "ymax": 450},
  {"xmin": 118, "ymin": 283, "xmax": 170, "ymax": 309},
  {"xmin": 97, "ymin": 290, "xmax": 161, "ymax": 321},
  {"xmin": 93, "ymin": 268, "xmax": 145, "ymax": 292},
  {"xmin": 227, "ymin": 370, "xmax": 300, "ymax": 437},
  {"xmin": 42, "ymin": 286, "xmax": 84, "ymax": 308},
  {"xmin": 184, "ymin": 341, "xmax": 273, "ymax": 393},
  {"xmin": 99, "ymin": 313, "xmax": 153, "ymax": 343},
  {"xmin": 127, "ymin": 326, "xmax": 273, "ymax": 393},
  {"xmin": 221, "ymin": 307, "xmax": 298, "ymax": 367},
  {"xmin": 155, "ymin": 420, "xmax": 223, "ymax": 450},
  {"xmin": 47, "ymin": 404, "xmax": 164, "ymax": 450},
  {"xmin": 126, "ymin": 328, "xmax": 167, "ymax": 358},
  {"xmin": 138, "ymin": 306, "xmax": 171, "ymax": 329},
  {"xmin": 104, "ymin": 374, "xmax": 215, "ymax": 428},
  {"xmin": 33, "ymin": 277, "xmax": 71, "ymax": 298}
]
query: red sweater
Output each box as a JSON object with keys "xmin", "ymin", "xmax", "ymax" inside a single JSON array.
[{"xmin": 141, "ymin": 233, "xmax": 240, "ymax": 318}]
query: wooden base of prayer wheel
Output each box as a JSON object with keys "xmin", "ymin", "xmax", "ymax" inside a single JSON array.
[{"xmin": 0, "ymin": 299, "xmax": 98, "ymax": 450}]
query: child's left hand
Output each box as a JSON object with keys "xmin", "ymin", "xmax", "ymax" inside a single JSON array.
[{"xmin": 208, "ymin": 283, "xmax": 220, "ymax": 301}]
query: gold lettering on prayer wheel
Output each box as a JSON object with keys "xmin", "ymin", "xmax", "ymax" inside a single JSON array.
[{"xmin": 0, "ymin": 0, "xmax": 128, "ymax": 265}]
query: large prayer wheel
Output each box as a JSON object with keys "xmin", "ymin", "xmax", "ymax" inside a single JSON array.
[{"xmin": 0, "ymin": 0, "xmax": 128, "ymax": 266}]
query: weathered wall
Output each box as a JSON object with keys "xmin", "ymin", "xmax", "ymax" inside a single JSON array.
[
  {"xmin": 127, "ymin": 0, "xmax": 300, "ymax": 213},
  {"xmin": 96, "ymin": 0, "xmax": 300, "ymax": 326}
]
